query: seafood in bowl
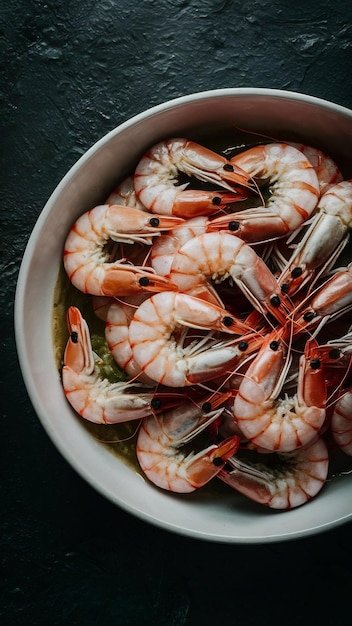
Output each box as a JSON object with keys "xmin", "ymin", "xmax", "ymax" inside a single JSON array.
[{"xmin": 15, "ymin": 89, "xmax": 352, "ymax": 542}]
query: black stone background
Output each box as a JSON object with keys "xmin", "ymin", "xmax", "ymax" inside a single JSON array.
[{"xmin": 1, "ymin": 1, "xmax": 352, "ymax": 624}]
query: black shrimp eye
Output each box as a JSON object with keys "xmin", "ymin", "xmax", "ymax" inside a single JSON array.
[
  {"xmin": 212, "ymin": 456, "xmax": 223, "ymax": 466},
  {"xmin": 223, "ymin": 163, "xmax": 234, "ymax": 172},
  {"xmin": 202, "ymin": 401, "xmax": 212, "ymax": 413},
  {"xmin": 149, "ymin": 217, "xmax": 160, "ymax": 227},
  {"xmin": 238, "ymin": 340, "xmax": 248, "ymax": 351},
  {"xmin": 281, "ymin": 283, "xmax": 289, "ymax": 294},
  {"xmin": 270, "ymin": 340, "xmax": 279, "ymax": 351},
  {"xmin": 70, "ymin": 331, "xmax": 79, "ymax": 343},
  {"xmin": 303, "ymin": 310, "xmax": 315, "ymax": 322},
  {"xmin": 228, "ymin": 220, "xmax": 240, "ymax": 231},
  {"xmin": 212, "ymin": 196, "xmax": 222, "ymax": 205},
  {"xmin": 329, "ymin": 348, "xmax": 341, "ymax": 360},
  {"xmin": 223, "ymin": 316, "xmax": 234, "ymax": 327},
  {"xmin": 270, "ymin": 295, "xmax": 281, "ymax": 308},
  {"xmin": 139, "ymin": 276, "xmax": 150, "ymax": 287},
  {"xmin": 310, "ymin": 358, "xmax": 321, "ymax": 370},
  {"xmin": 291, "ymin": 266, "xmax": 303, "ymax": 278},
  {"xmin": 151, "ymin": 398, "xmax": 162, "ymax": 410}
]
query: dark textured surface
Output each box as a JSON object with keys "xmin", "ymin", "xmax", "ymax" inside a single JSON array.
[{"xmin": 2, "ymin": 1, "xmax": 352, "ymax": 624}]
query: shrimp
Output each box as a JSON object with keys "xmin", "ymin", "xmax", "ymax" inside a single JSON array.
[
  {"xmin": 136, "ymin": 394, "xmax": 240, "ymax": 492},
  {"xmin": 150, "ymin": 215, "xmax": 208, "ymax": 277},
  {"xmin": 233, "ymin": 328, "xmax": 327, "ymax": 452},
  {"xmin": 331, "ymin": 388, "xmax": 352, "ymax": 456},
  {"xmin": 105, "ymin": 295, "xmax": 154, "ymax": 383},
  {"xmin": 62, "ymin": 306, "xmax": 158, "ymax": 424},
  {"xmin": 218, "ymin": 437, "xmax": 329, "ymax": 509},
  {"xmin": 63, "ymin": 204, "xmax": 183, "ymax": 297},
  {"xmin": 293, "ymin": 263, "xmax": 352, "ymax": 335},
  {"xmin": 207, "ymin": 143, "xmax": 320, "ymax": 243},
  {"xmin": 168, "ymin": 231, "xmax": 291, "ymax": 323},
  {"xmin": 278, "ymin": 180, "xmax": 352, "ymax": 296},
  {"xmin": 128, "ymin": 291, "xmax": 258, "ymax": 388},
  {"xmin": 289, "ymin": 143, "xmax": 343, "ymax": 194},
  {"xmin": 133, "ymin": 137, "xmax": 254, "ymax": 218}
]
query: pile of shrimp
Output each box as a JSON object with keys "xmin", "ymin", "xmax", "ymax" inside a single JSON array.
[{"xmin": 61, "ymin": 136, "xmax": 352, "ymax": 510}]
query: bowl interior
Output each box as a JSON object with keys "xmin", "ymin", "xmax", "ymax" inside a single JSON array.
[{"xmin": 15, "ymin": 89, "xmax": 352, "ymax": 543}]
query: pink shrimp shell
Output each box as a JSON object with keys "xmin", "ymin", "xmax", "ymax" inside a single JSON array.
[{"xmin": 219, "ymin": 437, "xmax": 329, "ymax": 509}]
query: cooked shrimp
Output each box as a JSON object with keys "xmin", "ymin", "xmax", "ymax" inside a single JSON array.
[
  {"xmin": 150, "ymin": 215, "xmax": 208, "ymax": 276},
  {"xmin": 63, "ymin": 204, "xmax": 182, "ymax": 296},
  {"xmin": 331, "ymin": 388, "xmax": 352, "ymax": 456},
  {"xmin": 233, "ymin": 328, "xmax": 327, "ymax": 452},
  {"xmin": 293, "ymin": 263, "xmax": 352, "ymax": 334},
  {"xmin": 62, "ymin": 306, "xmax": 157, "ymax": 424},
  {"xmin": 218, "ymin": 437, "xmax": 329, "ymax": 509},
  {"xmin": 278, "ymin": 180, "xmax": 352, "ymax": 296},
  {"xmin": 136, "ymin": 394, "xmax": 240, "ymax": 492},
  {"xmin": 168, "ymin": 231, "xmax": 291, "ymax": 323},
  {"xmin": 207, "ymin": 143, "xmax": 320, "ymax": 243},
  {"xmin": 105, "ymin": 295, "xmax": 154, "ymax": 383},
  {"xmin": 129, "ymin": 291, "xmax": 257, "ymax": 388},
  {"xmin": 289, "ymin": 143, "xmax": 343, "ymax": 194},
  {"xmin": 133, "ymin": 137, "xmax": 254, "ymax": 218}
]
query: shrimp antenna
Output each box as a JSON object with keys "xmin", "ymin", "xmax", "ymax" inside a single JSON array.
[
  {"xmin": 97, "ymin": 420, "xmax": 143, "ymax": 444},
  {"xmin": 228, "ymin": 123, "xmax": 292, "ymax": 145}
]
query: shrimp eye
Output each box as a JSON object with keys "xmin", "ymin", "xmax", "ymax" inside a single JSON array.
[
  {"xmin": 310, "ymin": 358, "xmax": 321, "ymax": 370},
  {"xmin": 70, "ymin": 331, "xmax": 79, "ymax": 343},
  {"xmin": 281, "ymin": 284, "xmax": 289, "ymax": 294},
  {"xmin": 228, "ymin": 220, "xmax": 240, "ymax": 231},
  {"xmin": 212, "ymin": 456, "xmax": 223, "ymax": 466},
  {"xmin": 223, "ymin": 163, "xmax": 234, "ymax": 172},
  {"xmin": 303, "ymin": 310, "xmax": 315, "ymax": 322},
  {"xmin": 291, "ymin": 266, "xmax": 303, "ymax": 278},
  {"xmin": 202, "ymin": 401, "xmax": 212, "ymax": 413},
  {"xmin": 139, "ymin": 276, "xmax": 150, "ymax": 286},
  {"xmin": 238, "ymin": 341, "xmax": 248, "ymax": 351},
  {"xmin": 151, "ymin": 398, "xmax": 162, "ymax": 410},
  {"xmin": 329, "ymin": 348, "xmax": 341, "ymax": 359},
  {"xmin": 270, "ymin": 295, "xmax": 281, "ymax": 308},
  {"xmin": 212, "ymin": 196, "xmax": 222, "ymax": 205},
  {"xmin": 149, "ymin": 217, "xmax": 160, "ymax": 227},
  {"xmin": 223, "ymin": 316, "xmax": 234, "ymax": 327},
  {"xmin": 269, "ymin": 340, "xmax": 279, "ymax": 351}
]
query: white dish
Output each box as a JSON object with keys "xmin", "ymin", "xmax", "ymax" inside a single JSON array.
[{"xmin": 15, "ymin": 88, "xmax": 352, "ymax": 543}]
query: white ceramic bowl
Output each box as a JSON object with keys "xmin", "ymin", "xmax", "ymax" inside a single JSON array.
[{"xmin": 15, "ymin": 88, "xmax": 352, "ymax": 543}]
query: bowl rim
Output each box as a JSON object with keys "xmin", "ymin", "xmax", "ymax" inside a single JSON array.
[{"xmin": 14, "ymin": 87, "xmax": 352, "ymax": 543}]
